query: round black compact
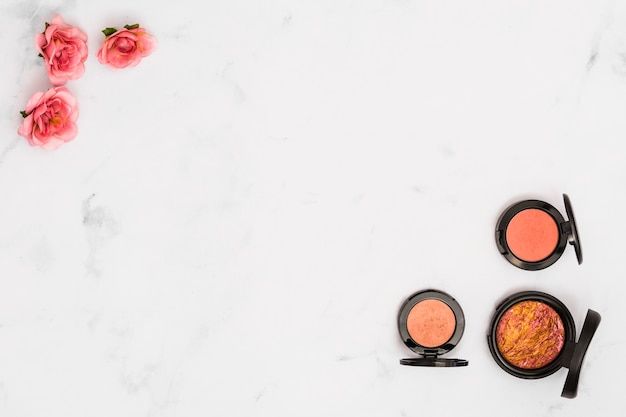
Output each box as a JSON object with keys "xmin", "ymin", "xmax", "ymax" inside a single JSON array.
[
  {"xmin": 398, "ymin": 289, "xmax": 467, "ymax": 367},
  {"xmin": 487, "ymin": 291, "xmax": 600, "ymax": 398},
  {"xmin": 495, "ymin": 193, "xmax": 582, "ymax": 270}
]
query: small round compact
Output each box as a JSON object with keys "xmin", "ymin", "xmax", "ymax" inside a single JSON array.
[
  {"xmin": 495, "ymin": 193, "xmax": 582, "ymax": 270},
  {"xmin": 398, "ymin": 289, "xmax": 467, "ymax": 367},
  {"xmin": 487, "ymin": 291, "xmax": 600, "ymax": 398}
]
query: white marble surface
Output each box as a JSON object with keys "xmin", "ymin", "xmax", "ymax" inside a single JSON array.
[{"xmin": 1, "ymin": 0, "xmax": 625, "ymax": 415}]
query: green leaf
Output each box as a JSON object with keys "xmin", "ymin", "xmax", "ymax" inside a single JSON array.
[
  {"xmin": 102, "ymin": 27, "xmax": 118, "ymax": 37},
  {"xmin": 38, "ymin": 53, "xmax": 43, "ymax": 58},
  {"xmin": 124, "ymin": 24, "xmax": 140, "ymax": 30},
  {"xmin": 20, "ymin": 110, "xmax": 29, "ymax": 118}
]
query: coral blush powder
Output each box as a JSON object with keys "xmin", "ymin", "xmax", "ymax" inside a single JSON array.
[{"xmin": 506, "ymin": 209, "xmax": 559, "ymax": 262}]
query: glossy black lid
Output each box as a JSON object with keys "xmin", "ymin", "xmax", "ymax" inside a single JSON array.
[
  {"xmin": 561, "ymin": 309, "xmax": 601, "ymax": 398},
  {"xmin": 400, "ymin": 357, "xmax": 468, "ymax": 367},
  {"xmin": 563, "ymin": 193, "xmax": 583, "ymax": 265}
]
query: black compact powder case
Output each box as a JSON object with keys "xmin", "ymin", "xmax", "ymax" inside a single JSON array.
[
  {"xmin": 495, "ymin": 193, "xmax": 582, "ymax": 270},
  {"xmin": 398, "ymin": 289, "xmax": 468, "ymax": 367},
  {"xmin": 487, "ymin": 291, "xmax": 601, "ymax": 398}
]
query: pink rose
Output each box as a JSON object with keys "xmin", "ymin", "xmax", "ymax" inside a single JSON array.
[
  {"xmin": 17, "ymin": 87, "xmax": 79, "ymax": 150},
  {"xmin": 97, "ymin": 24, "xmax": 157, "ymax": 69},
  {"xmin": 35, "ymin": 14, "xmax": 88, "ymax": 86}
]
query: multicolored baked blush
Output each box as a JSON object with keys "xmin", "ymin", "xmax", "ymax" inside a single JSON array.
[
  {"xmin": 495, "ymin": 194, "xmax": 582, "ymax": 270},
  {"xmin": 487, "ymin": 291, "xmax": 601, "ymax": 399},
  {"xmin": 496, "ymin": 300, "xmax": 565, "ymax": 369}
]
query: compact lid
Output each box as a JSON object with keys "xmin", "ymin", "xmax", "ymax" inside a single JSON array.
[
  {"xmin": 400, "ymin": 357, "xmax": 468, "ymax": 367},
  {"xmin": 561, "ymin": 309, "xmax": 601, "ymax": 398},
  {"xmin": 563, "ymin": 193, "xmax": 583, "ymax": 265}
]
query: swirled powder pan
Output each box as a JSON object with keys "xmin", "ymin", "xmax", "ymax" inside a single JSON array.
[
  {"xmin": 398, "ymin": 289, "xmax": 467, "ymax": 367},
  {"xmin": 487, "ymin": 291, "xmax": 601, "ymax": 399},
  {"xmin": 495, "ymin": 194, "xmax": 582, "ymax": 270},
  {"xmin": 496, "ymin": 300, "xmax": 565, "ymax": 369}
]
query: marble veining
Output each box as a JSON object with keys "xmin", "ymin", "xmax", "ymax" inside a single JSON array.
[{"xmin": 82, "ymin": 193, "xmax": 120, "ymax": 277}]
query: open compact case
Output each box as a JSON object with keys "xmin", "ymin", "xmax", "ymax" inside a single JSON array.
[
  {"xmin": 487, "ymin": 291, "xmax": 600, "ymax": 398},
  {"xmin": 495, "ymin": 193, "xmax": 582, "ymax": 270},
  {"xmin": 398, "ymin": 289, "xmax": 467, "ymax": 367}
]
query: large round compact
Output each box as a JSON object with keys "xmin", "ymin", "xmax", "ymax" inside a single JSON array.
[{"xmin": 487, "ymin": 291, "xmax": 600, "ymax": 398}]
